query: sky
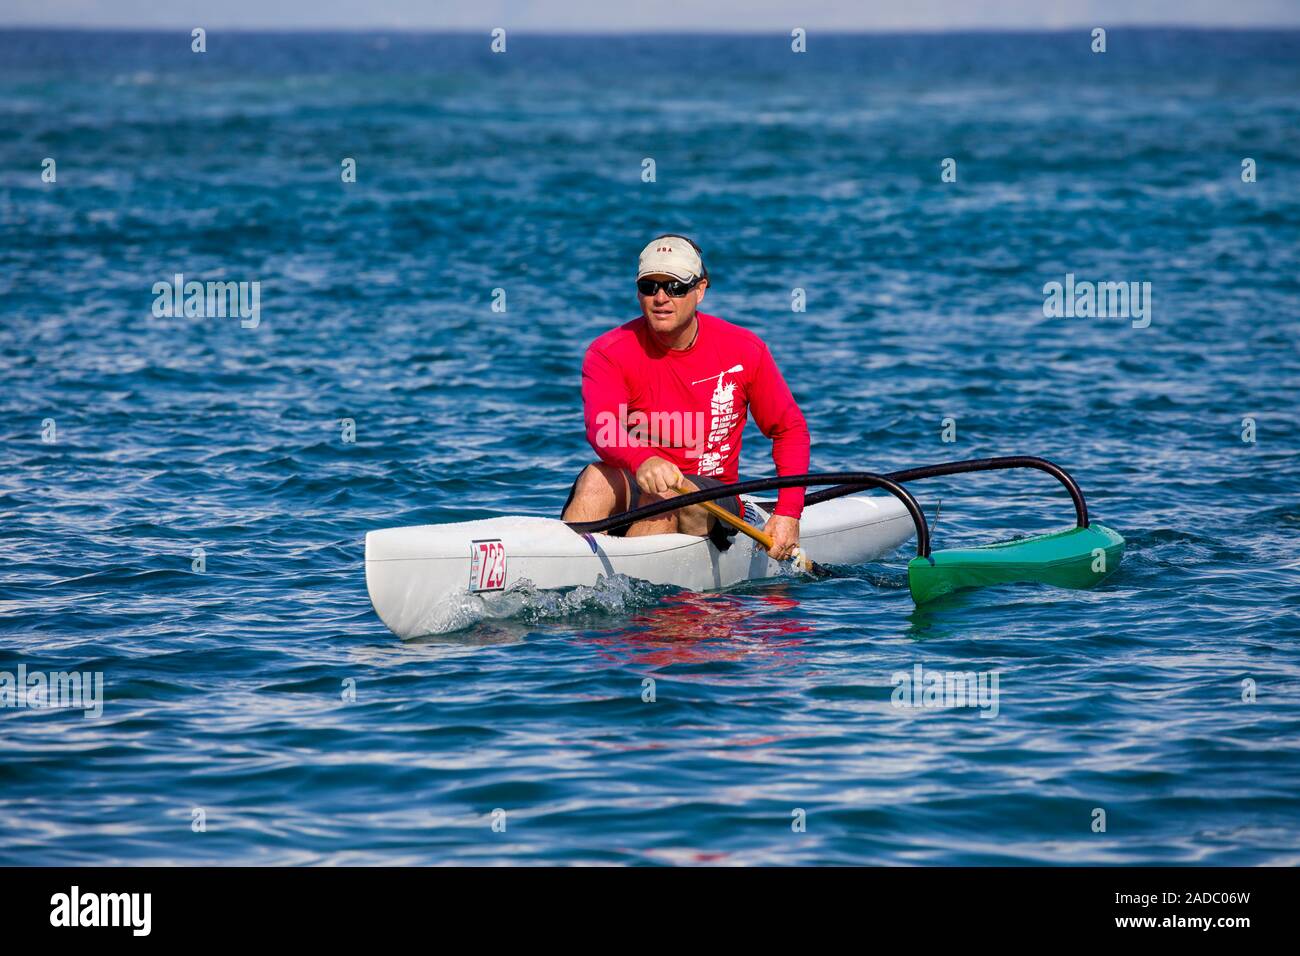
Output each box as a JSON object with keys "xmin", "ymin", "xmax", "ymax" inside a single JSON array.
[{"xmin": 2, "ymin": 0, "xmax": 1299, "ymax": 31}]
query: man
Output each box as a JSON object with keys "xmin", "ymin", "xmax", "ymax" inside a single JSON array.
[{"xmin": 561, "ymin": 234, "xmax": 809, "ymax": 560}]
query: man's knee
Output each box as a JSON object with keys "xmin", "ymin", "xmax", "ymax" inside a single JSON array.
[
  {"xmin": 575, "ymin": 462, "xmax": 625, "ymax": 499},
  {"xmin": 563, "ymin": 462, "xmax": 629, "ymax": 520}
]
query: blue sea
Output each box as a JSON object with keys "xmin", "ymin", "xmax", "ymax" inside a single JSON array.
[{"xmin": 2, "ymin": 28, "xmax": 1298, "ymax": 865}]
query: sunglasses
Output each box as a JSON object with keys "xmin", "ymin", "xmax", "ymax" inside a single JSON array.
[{"xmin": 637, "ymin": 276, "xmax": 701, "ymax": 298}]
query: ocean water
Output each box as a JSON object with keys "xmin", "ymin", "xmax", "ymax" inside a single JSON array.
[{"xmin": 1, "ymin": 28, "xmax": 1298, "ymax": 865}]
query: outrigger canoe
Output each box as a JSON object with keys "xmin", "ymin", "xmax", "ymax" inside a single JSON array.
[{"xmin": 365, "ymin": 456, "xmax": 1125, "ymax": 640}]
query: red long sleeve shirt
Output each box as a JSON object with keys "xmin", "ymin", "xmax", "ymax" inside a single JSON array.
[{"xmin": 582, "ymin": 312, "xmax": 811, "ymax": 518}]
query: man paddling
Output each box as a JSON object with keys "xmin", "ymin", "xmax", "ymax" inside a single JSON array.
[{"xmin": 561, "ymin": 235, "xmax": 809, "ymax": 560}]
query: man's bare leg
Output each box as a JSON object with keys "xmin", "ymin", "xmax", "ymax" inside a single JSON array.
[
  {"xmin": 561, "ymin": 462, "xmax": 630, "ymax": 523},
  {"xmin": 561, "ymin": 463, "xmax": 713, "ymax": 537},
  {"xmin": 660, "ymin": 478, "xmax": 712, "ymax": 537}
]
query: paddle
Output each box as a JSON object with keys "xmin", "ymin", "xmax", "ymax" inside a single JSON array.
[{"xmin": 675, "ymin": 485, "xmax": 828, "ymax": 576}]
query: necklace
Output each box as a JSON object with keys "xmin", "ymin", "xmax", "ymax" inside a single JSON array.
[{"xmin": 679, "ymin": 318, "xmax": 699, "ymax": 350}]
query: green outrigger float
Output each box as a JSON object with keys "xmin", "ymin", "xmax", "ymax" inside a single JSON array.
[{"xmin": 907, "ymin": 522, "xmax": 1125, "ymax": 605}]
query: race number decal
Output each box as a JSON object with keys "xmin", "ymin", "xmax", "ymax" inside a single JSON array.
[{"xmin": 469, "ymin": 539, "xmax": 507, "ymax": 592}]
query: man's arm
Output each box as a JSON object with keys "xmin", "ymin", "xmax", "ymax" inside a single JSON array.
[
  {"xmin": 582, "ymin": 345, "xmax": 659, "ymax": 474},
  {"xmin": 748, "ymin": 342, "xmax": 811, "ymax": 520}
]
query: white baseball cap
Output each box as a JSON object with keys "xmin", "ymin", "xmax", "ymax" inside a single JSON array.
[{"xmin": 637, "ymin": 235, "xmax": 704, "ymax": 282}]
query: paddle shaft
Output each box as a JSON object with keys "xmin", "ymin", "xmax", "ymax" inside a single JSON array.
[{"xmin": 675, "ymin": 486, "xmax": 818, "ymax": 573}]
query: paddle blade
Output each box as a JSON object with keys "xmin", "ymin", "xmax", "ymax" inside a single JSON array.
[
  {"xmin": 792, "ymin": 549, "xmax": 832, "ymax": 578},
  {"xmin": 907, "ymin": 524, "xmax": 1125, "ymax": 605}
]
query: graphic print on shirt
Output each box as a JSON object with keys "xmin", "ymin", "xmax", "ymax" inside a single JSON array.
[{"xmin": 690, "ymin": 364, "xmax": 744, "ymax": 476}]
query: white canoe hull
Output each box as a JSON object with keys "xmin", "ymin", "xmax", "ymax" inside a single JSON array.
[{"xmin": 365, "ymin": 495, "xmax": 916, "ymax": 639}]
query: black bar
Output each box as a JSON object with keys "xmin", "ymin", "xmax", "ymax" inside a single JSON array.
[
  {"xmin": 0, "ymin": 865, "xmax": 1285, "ymax": 940},
  {"xmin": 565, "ymin": 472, "xmax": 932, "ymax": 558},
  {"xmin": 564, "ymin": 456, "xmax": 1090, "ymax": 555},
  {"xmin": 807, "ymin": 455, "xmax": 1090, "ymax": 528}
]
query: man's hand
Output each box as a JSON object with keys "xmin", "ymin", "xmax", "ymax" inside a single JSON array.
[
  {"xmin": 764, "ymin": 514, "xmax": 800, "ymax": 561},
  {"xmin": 636, "ymin": 456, "xmax": 686, "ymax": 495}
]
